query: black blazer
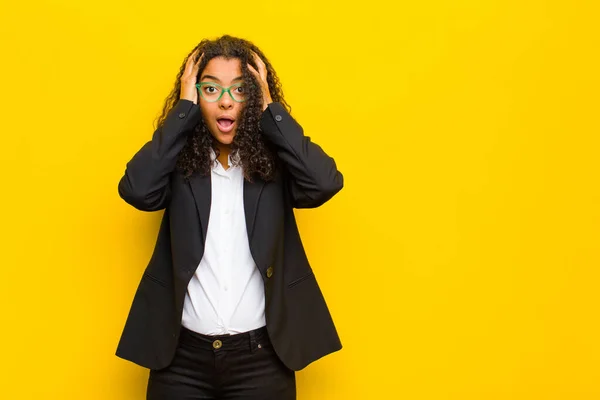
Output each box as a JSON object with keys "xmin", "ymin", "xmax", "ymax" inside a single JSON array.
[{"xmin": 115, "ymin": 99, "xmax": 344, "ymax": 371}]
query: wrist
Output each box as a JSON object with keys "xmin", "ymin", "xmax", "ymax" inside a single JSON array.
[{"xmin": 262, "ymin": 98, "xmax": 273, "ymax": 112}]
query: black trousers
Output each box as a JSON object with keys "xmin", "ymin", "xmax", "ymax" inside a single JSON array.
[{"xmin": 147, "ymin": 325, "xmax": 296, "ymax": 399}]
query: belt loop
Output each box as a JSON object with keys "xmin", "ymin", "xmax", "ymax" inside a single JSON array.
[{"xmin": 249, "ymin": 329, "xmax": 257, "ymax": 353}]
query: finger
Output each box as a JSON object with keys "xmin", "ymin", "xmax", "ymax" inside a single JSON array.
[
  {"xmin": 195, "ymin": 51, "xmax": 204, "ymax": 64},
  {"xmin": 247, "ymin": 63, "xmax": 259, "ymax": 78},
  {"xmin": 249, "ymin": 64, "xmax": 267, "ymax": 89},
  {"xmin": 251, "ymin": 51, "xmax": 268, "ymax": 78},
  {"xmin": 192, "ymin": 52, "xmax": 204, "ymax": 73},
  {"xmin": 251, "ymin": 50, "xmax": 264, "ymax": 67},
  {"xmin": 184, "ymin": 49, "xmax": 200, "ymax": 76},
  {"xmin": 188, "ymin": 48, "xmax": 199, "ymax": 65}
]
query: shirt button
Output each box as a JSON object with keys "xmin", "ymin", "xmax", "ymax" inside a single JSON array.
[
  {"xmin": 178, "ymin": 112, "xmax": 186, "ymax": 118},
  {"xmin": 224, "ymin": 286, "xmax": 228, "ymax": 291},
  {"xmin": 275, "ymin": 115, "xmax": 283, "ymax": 121}
]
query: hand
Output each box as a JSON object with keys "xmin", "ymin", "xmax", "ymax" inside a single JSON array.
[
  {"xmin": 247, "ymin": 51, "xmax": 273, "ymax": 111},
  {"xmin": 180, "ymin": 48, "xmax": 204, "ymax": 104}
]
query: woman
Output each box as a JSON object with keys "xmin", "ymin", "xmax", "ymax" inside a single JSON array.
[{"xmin": 116, "ymin": 35, "xmax": 344, "ymax": 400}]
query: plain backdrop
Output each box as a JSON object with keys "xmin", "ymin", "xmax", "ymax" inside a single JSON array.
[{"xmin": 1, "ymin": 0, "xmax": 599, "ymax": 398}]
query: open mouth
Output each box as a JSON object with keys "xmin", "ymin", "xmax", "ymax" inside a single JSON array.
[{"xmin": 216, "ymin": 117, "xmax": 235, "ymax": 133}]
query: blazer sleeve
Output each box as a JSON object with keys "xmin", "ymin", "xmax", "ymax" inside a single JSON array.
[
  {"xmin": 118, "ymin": 99, "xmax": 201, "ymax": 211},
  {"xmin": 260, "ymin": 102, "xmax": 344, "ymax": 208}
]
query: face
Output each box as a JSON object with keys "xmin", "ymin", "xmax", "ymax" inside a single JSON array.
[{"xmin": 198, "ymin": 56, "xmax": 245, "ymax": 147}]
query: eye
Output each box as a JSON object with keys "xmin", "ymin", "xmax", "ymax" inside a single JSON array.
[
  {"xmin": 205, "ymin": 86, "xmax": 217, "ymax": 93},
  {"xmin": 235, "ymin": 86, "xmax": 245, "ymax": 93}
]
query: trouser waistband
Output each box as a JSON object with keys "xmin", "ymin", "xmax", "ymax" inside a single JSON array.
[{"xmin": 179, "ymin": 325, "xmax": 270, "ymax": 352}]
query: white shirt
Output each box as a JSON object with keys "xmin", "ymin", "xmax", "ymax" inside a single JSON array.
[{"xmin": 181, "ymin": 148, "xmax": 266, "ymax": 335}]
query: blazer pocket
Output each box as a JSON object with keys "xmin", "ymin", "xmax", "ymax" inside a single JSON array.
[
  {"xmin": 143, "ymin": 272, "xmax": 167, "ymax": 287},
  {"xmin": 287, "ymin": 271, "xmax": 315, "ymax": 288}
]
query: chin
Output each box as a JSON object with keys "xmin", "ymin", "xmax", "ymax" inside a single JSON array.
[
  {"xmin": 212, "ymin": 130, "xmax": 236, "ymax": 145},
  {"xmin": 218, "ymin": 136, "xmax": 235, "ymax": 145}
]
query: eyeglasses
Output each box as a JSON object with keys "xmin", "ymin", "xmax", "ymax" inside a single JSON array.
[{"xmin": 195, "ymin": 82, "xmax": 247, "ymax": 103}]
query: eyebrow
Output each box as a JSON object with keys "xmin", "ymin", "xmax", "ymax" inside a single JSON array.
[{"xmin": 200, "ymin": 74, "xmax": 243, "ymax": 82}]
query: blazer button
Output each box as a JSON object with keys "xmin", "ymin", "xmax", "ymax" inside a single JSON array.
[
  {"xmin": 275, "ymin": 115, "xmax": 282, "ymax": 122},
  {"xmin": 266, "ymin": 266, "xmax": 274, "ymax": 278},
  {"xmin": 178, "ymin": 112, "xmax": 186, "ymax": 118}
]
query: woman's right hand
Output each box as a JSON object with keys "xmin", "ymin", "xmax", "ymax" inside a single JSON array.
[{"xmin": 180, "ymin": 48, "xmax": 204, "ymax": 104}]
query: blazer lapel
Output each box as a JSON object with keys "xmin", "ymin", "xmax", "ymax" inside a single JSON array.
[
  {"xmin": 243, "ymin": 176, "xmax": 266, "ymax": 243},
  {"xmin": 188, "ymin": 172, "xmax": 266, "ymax": 245},
  {"xmin": 188, "ymin": 173, "xmax": 211, "ymax": 244}
]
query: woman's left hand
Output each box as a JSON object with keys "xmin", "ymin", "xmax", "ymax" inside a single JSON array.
[{"xmin": 247, "ymin": 51, "xmax": 273, "ymax": 112}]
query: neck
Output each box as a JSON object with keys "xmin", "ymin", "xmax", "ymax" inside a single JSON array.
[{"xmin": 216, "ymin": 143, "xmax": 231, "ymax": 170}]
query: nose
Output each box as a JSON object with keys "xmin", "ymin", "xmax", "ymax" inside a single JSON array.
[{"xmin": 218, "ymin": 92, "xmax": 233, "ymax": 109}]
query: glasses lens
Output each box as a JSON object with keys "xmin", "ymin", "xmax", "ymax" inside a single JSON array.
[
  {"xmin": 198, "ymin": 83, "xmax": 223, "ymax": 102},
  {"xmin": 229, "ymin": 84, "xmax": 246, "ymax": 102}
]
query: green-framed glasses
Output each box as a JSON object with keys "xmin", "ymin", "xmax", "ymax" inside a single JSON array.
[{"xmin": 195, "ymin": 81, "xmax": 247, "ymax": 103}]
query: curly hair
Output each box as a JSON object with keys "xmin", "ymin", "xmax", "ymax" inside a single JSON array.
[{"xmin": 153, "ymin": 35, "xmax": 291, "ymax": 182}]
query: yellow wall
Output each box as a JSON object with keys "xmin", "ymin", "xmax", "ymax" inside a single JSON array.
[{"xmin": 1, "ymin": 0, "xmax": 599, "ymax": 398}]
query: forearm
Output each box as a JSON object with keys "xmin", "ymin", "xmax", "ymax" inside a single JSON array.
[
  {"xmin": 118, "ymin": 99, "xmax": 201, "ymax": 211},
  {"xmin": 260, "ymin": 102, "xmax": 343, "ymax": 208}
]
